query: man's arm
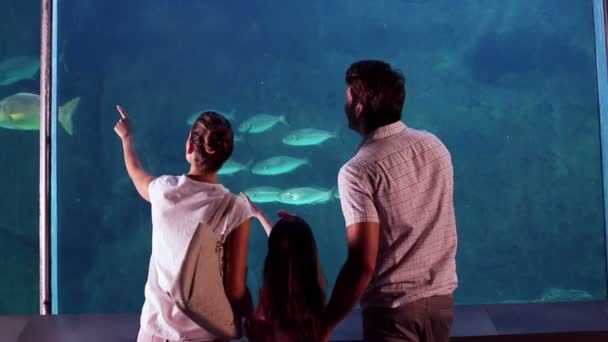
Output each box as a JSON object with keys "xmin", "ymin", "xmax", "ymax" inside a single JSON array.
[
  {"xmin": 114, "ymin": 105, "xmax": 154, "ymax": 202},
  {"xmin": 323, "ymin": 221, "xmax": 380, "ymax": 331}
]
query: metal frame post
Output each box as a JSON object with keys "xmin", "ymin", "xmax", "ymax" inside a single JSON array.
[
  {"xmin": 604, "ymin": 0, "xmax": 608, "ymax": 298},
  {"xmin": 593, "ymin": 0, "xmax": 608, "ymax": 298},
  {"xmin": 39, "ymin": 0, "xmax": 53, "ymax": 315}
]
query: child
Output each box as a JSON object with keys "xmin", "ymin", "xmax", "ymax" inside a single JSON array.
[
  {"xmin": 240, "ymin": 195, "xmax": 327, "ymax": 342},
  {"xmin": 113, "ymin": 106, "xmax": 254, "ymax": 342}
]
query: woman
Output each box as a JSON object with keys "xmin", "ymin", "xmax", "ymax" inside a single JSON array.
[{"xmin": 113, "ymin": 106, "xmax": 254, "ymax": 342}]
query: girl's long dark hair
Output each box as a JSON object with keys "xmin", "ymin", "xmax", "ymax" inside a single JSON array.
[{"xmin": 260, "ymin": 215, "xmax": 326, "ymax": 341}]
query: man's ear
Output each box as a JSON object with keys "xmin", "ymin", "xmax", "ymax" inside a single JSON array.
[
  {"xmin": 355, "ymin": 102, "xmax": 363, "ymax": 115},
  {"xmin": 355, "ymin": 102, "xmax": 364, "ymax": 118}
]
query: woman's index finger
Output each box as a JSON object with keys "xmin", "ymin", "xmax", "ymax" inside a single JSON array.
[{"xmin": 116, "ymin": 105, "xmax": 128, "ymax": 119}]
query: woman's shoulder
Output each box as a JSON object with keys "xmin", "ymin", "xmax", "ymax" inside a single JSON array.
[
  {"xmin": 148, "ymin": 175, "xmax": 181, "ymax": 197},
  {"xmin": 229, "ymin": 192, "xmax": 248, "ymax": 207},
  {"xmin": 152, "ymin": 175, "xmax": 180, "ymax": 186},
  {"xmin": 226, "ymin": 192, "xmax": 254, "ymax": 217}
]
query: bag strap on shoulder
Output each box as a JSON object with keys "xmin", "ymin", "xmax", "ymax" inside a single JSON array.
[{"xmin": 209, "ymin": 192, "xmax": 236, "ymax": 234}]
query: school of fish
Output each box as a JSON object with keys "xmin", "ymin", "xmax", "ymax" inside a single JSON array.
[
  {"xmin": 0, "ymin": 54, "xmax": 338, "ymax": 206},
  {"xmin": 187, "ymin": 109, "xmax": 340, "ymax": 205}
]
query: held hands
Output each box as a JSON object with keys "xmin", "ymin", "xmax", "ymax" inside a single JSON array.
[
  {"xmin": 114, "ymin": 105, "xmax": 133, "ymax": 140},
  {"xmin": 320, "ymin": 325, "xmax": 333, "ymax": 342}
]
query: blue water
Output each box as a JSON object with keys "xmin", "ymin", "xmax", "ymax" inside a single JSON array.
[{"xmin": 0, "ymin": 0, "xmax": 606, "ymax": 314}]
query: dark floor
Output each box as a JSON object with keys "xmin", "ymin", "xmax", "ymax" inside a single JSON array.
[{"xmin": 3, "ymin": 301, "xmax": 608, "ymax": 341}]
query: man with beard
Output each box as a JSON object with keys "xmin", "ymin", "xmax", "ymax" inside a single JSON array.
[{"xmin": 323, "ymin": 60, "xmax": 459, "ymax": 342}]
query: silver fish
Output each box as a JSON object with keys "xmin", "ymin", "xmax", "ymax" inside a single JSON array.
[
  {"xmin": 251, "ymin": 156, "xmax": 308, "ymax": 176},
  {"xmin": 187, "ymin": 109, "xmax": 236, "ymax": 125},
  {"xmin": 282, "ymin": 128, "xmax": 336, "ymax": 146},
  {"xmin": 242, "ymin": 186, "xmax": 282, "ymax": 203},
  {"xmin": 238, "ymin": 114, "xmax": 288, "ymax": 134},
  {"xmin": 218, "ymin": 159, "xmax": 250, "ymax": 175},
  {"xmin": 278, "ymin": 187, "xmax": 335, "ymax": 205}
]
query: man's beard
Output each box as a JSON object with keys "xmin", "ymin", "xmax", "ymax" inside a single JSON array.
[{"xmin": 344, "ymin": 102, "xmax": 358, "ymax": 131}]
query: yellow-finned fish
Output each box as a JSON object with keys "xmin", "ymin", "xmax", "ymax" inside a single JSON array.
[{"xmin": 0, "ymin": 93, "xmax": 80, "ymax": 134}]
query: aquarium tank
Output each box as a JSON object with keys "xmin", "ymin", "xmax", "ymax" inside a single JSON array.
[{"xmin": 0, "ymin": 0, "xmax": 606, "ymax": 315}]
